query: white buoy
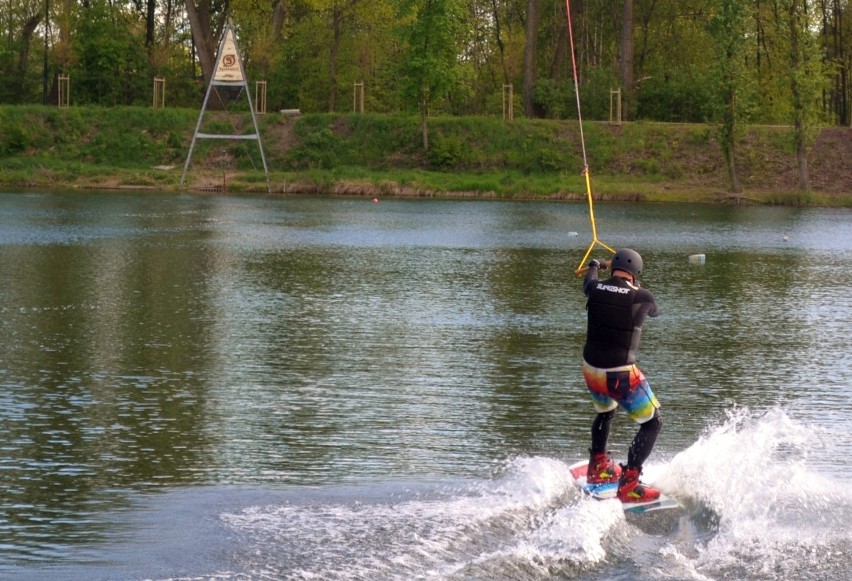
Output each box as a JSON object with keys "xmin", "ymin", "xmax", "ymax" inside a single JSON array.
[{"xmin": 688, "ymin": 254, "xmax": 706, "ymax": 265}]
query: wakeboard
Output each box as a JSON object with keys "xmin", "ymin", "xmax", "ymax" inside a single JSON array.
[{"xmin": 568, "ymin": 460, "xmax": 680, "ymax": 514}]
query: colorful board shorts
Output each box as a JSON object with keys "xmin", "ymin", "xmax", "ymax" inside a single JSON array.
[{"xmin": 582, "ymin": 361, "xmax": 659, "ymax": 424}]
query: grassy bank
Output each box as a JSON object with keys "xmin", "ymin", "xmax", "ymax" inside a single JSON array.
[{"xmin": 0, "ymin": 105, "xmax": 849, "ymax": 206}]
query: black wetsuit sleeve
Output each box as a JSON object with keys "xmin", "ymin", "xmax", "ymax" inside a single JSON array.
[
  {"xmin": 634, "ymin": 288, "xmax": 660, "ymax": 322},
  {"xmin": 583, "ymin": 265, "xmax": 599, "ymax": 297}
]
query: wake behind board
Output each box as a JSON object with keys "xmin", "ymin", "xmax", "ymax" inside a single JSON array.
[{"xmin": 569, "ymin": 460, "xmax": 680, "ymax": 515}]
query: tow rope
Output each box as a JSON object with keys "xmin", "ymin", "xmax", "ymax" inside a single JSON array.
[{"xmin": 565, "ymin": 0, "xmax": 616, "ymax": 274}]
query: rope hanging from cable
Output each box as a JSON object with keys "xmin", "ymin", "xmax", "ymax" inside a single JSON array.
[{"xmin": 564, "ymin": 0, "xmax": 616, "ymax": 275}]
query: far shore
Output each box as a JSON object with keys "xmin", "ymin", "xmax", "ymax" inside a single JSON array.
[
  {"xmin": 2, "ymin": 107, "xmax": 850, "ymax": 207},
  {"xmin": 3, "ymin": 169, "xmax": 850, "ymax": 208}
]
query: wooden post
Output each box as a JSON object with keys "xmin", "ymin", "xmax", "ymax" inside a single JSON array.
[
  {"xmin": 58, "ymin": 75, "xmax": 70, "ymax": 108},
  {"xmin": 153, "ymin": 77, "xmax": 165, "ymax": 108},
  {"xmin": 255, "ymin": 80, "xmax": 267, "ymax": 114},
  {"xmin": 353, "ymin": 82, "xmax": 364, "ymax": 113},
  {"xmin": 503, "ymin": 84, "xmax": 514, "ymax": 121},
  {"xmin": 609, "ymin": 88, "xmax": 622, "ymax": 125}
]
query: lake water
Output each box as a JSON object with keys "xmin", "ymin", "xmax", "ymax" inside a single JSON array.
[{"xmin": 0, "ymin": 191, "xmax": 850, "ymax": 580}]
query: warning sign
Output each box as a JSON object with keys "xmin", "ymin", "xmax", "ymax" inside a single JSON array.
[
  {"xmin": 182, "ymin": 25, "xmax": 269, "ymax": 192},
  {"xmin": 213, "ymin": 28, "xmax": 244, "ymax": 82}
]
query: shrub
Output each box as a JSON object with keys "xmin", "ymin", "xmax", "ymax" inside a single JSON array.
[{"xmin": 428, "ymin": 132, "xmax": 466, "ymax": 169}]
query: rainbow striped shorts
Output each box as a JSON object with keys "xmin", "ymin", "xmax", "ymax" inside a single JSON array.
[{"xmin": 582, "ymin": 361, "xmax": 659, "ymax": 424}]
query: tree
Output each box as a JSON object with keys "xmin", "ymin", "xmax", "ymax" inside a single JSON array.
[
  {"xmin": 783, "ymin": 0, "xmax": 825, "ymax": 190},
  {"xmin": 144, "ymin": 0, "xmax": 156, "ymax": 49},
  {"xmin": 229, "ymin": 0, "xmax": 286, "ymax": 80},
  {"xmin": 184, "ymin": 0, "xmax": 230, "ymax": 85},
  {"xmin": 0, "ymin": 0, "xmax": 44, "ymax": 103},
  {"xmin": 0, "ymin": 0, "xmax": 846, "ymax": 136},
  {"xmin": 279, "ymin": 0, "xmax": 362, "ymax": 112},
  {"xmin": 620, "ymin": 0, "xmax": 634, "ymax": 120},
  {"xmin": 399, "ymin": 0, "xmax": 466, "ymax": 151},
  {"xmin": 71, "ymin": 1, "xmax": 150, "ymax": 105},
  {"xmin": 817, "ymin": 0, "xmax": 850, "ymax": 126},
  {"xmin": 707, "ymin": 0, "xmax": 752, "ymax": 193},
  {"xmin": 522, "ymin": 0, "xmax": 540, "ymax": 117}
]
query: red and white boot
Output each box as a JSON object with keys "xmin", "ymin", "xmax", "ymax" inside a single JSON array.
[
  {"xmin": 586, "ymin": 451, "xmax": 621, "ymax": 484},
  {"xmin": 617, "ymin": 466, "xmax": 660, "ymax": 502}
]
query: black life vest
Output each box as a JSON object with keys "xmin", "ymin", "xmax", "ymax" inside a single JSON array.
[{"xmin": 583, "ymin": 276, "xmax": 657, "ymax": 368}]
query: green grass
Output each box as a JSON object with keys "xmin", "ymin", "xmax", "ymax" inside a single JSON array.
[{"xmin": 0, "ymin": 105, "xmax": 849, "ymax": 206}]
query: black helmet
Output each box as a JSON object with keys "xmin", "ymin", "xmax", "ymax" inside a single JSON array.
[{"xmin": 611, "ymin": 248, "xmax": 643, "ymax": 277}]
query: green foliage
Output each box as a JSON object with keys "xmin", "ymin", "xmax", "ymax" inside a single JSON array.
[
  {"xmin": 397, "ymin": 0, "xmax": 467, "ymax": 120},
  {"xmin": 288, "ymin": 115, "xmax": 344, "ymax": 169},
  {"xmin": 0, "ymin": 106, "xmax": 850, "ymax": 207},
  {"xmin": 633, "ymin": 157, "xmax": 662, "ymax": 175},
  {"xmin": 0, "ymin": 107, "xmax": 63, "ymax": 154},
  {"xmin": 71, "ymin": 2, "xmax": 152, "ymax": 106},
  {"xmin": 344, "ymin": 114, "xmax": 422, "ymax": 160},
  {"xmin": 0, "ymin": 0, "xmax": 848, "ymax": 131},
  {"xmin": 0, "ymin": 119, "xmax": 28, "ymax": 155},
  {"xmin": 533, "ymin": 146, "xmax": 564, "ymax": 172},
  {"xmin": 427, "ymin": 131, "xmax": 467, "ymax": 169},
  {"xmin": 532, "ymin": 79, "xmax": 577, "ymax": 120},
  {"xmin": 636, "ymin": 72, "xmax": 718, "ymax": 123},
  {"xmin": 0, "ymin": 105, "xmax": 195, "ymax": 167},
  {"xmin": 783, "ymin": 0, "xmax": 828, "ymax": 144},
  {"xmin": 44, "ymin": 107, "xmax": 85, "ymax": 146},
  {"xmin": 703, "ymin": 0, "xmax": 755, "ymax": 191}
]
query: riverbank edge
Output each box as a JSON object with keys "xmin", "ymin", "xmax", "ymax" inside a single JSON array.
[
  {"xmin": 4, "ymin": 169, "xmax": 845, "ymax": 208},
  {"xmin": 1, "ymin": 106, "xmax": 850, "ymax": 207}
]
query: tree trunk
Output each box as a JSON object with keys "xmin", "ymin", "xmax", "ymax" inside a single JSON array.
[
  {"xmin": 184, "ymin": 0, "xmax": 220, "ymax": 84},
  {"xmin": 620, "ymin": 0, "xmax": 634, "ymax": 120},
  {"xmin": 491, "ymin": 0, "xmax": 509, "ymax": 83},
  {"xmin": 329, "ymin": 6, "xmax": 342, "ymax": 112},
  {"xmin": 722, "ymin": 92, "xmax": 741, "ymax": 194},
  {"xmin": 272, "ymin": 1, "xmax": 286, "ymax": 39},
  {"xmin": 18, "ymin": 13, "xmax": 42, "ymax": 76},
  {"xmin": 17, "ymin": 12, "xmax": 42, "ymax": 103},
  {"xmin": 789, "ymin": 1, "xmax": 810, "ymax": 190},
  {"xmin": 550, "ymin": 1, "xmax": 568, "ymax": 81},
  {"xmin": 794, "ymin": 113, "xmax": 810, "ymax": 190},
  {"xmin": 523, "ymin": 0, "xmax": 540, "ymax": 117},
  {"xmin": 421, "ymin": 100, "xmax": 429, "ymax": 151},
  {"xmin": 146, "ymin": 0, "xmax": 156, "ymax": 48}
]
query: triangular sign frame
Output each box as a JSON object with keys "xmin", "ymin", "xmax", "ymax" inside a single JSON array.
[{"xmin": 181, "ymin": 24, "xmax": 270, "ymax": 192}]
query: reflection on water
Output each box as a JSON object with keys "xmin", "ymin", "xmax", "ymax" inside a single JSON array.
[{"xmin": 0, "ymin": 192, "xmax": 850, "ymax": 579}]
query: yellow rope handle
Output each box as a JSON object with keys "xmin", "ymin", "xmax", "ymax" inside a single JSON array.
[{"xmin": 574, "ymin": 167, "xmax": 616, "ymax": 275}]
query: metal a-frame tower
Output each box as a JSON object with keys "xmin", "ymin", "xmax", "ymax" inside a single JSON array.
[{"xmin": 181, "ymin": 24, "xmax": 270, "ymax": 192}]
